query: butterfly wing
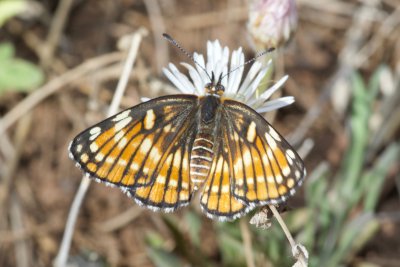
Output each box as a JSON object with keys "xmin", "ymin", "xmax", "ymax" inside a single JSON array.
[
  {"xmin": 199, "ymin": 123, "xmax": 253, "ymax": 221},
  {"xmin": 128, "ymin": 120, "xmax": 197, "ymax": 211},
  {"xmin": 222, "ymin": 99, "xmax": 306, "ymax": 206},
  {"xmin": 69, "ymin": 95, "xmax": 198, "ymax": 211}
]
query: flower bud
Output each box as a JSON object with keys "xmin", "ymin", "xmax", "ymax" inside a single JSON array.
[{"xmin": 248, "ymin": 0, "xmax": 298, "ymax": 48}]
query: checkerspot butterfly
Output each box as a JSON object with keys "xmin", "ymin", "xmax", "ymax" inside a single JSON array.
[{"xmin": 69, "ymin": 36, "xmax": 306, "ymax": 221}]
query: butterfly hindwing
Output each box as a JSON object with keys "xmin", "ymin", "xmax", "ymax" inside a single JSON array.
[
  {"xmin": 199, "ymin": 126, "xmax": 252, "ymax": 221},
  {"xmin": 222, "ymin": 99, "xmax": 306, "ymax": 205},
  {"xmin": 69, "ymin": 95, "xmax": 198, "ymax": 210}
]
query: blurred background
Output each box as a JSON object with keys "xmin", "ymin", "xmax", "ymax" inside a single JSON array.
[{"xmin": 0, "ymin": 0, "xmax": 399, "ymax": 266}]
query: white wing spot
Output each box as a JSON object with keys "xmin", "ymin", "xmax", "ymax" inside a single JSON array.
[
  {"xmin": 267, "ymin": 148, "xmax": 273, "ymax": 159},
  {"xmin": 114, "ymin": 130, "xmax": 125, "ymax": 142},
  {"xmin": 267, "ymin": 176, "xmax": 275, "ymax": 183},
  {"xmin": 106, "ymin": 157, "xmax": 115, "ymax": 164},
  {"xmin": 144, "ymin": 109, "xmax": 156, "ymax": 130},
  {"xmin": 221, "ymin": 185, "xmax": 229, "ymax": 193},
  {"xmin": 286, "ymin": 149, "xmax": 295, "ymax": 159},
  {"xmin": 243, "ymin": 150, "xmax": 252, "ymax": 167},
  {"xmin": 282, "ymin": 166, "xmax": 291, "ymax": 176},
  {"xmin": 182, "ymin": 182, "xmax": 189, "ymax": 190},
  {"xmin": 173, "ymin": 150, "xmax": 182, "ymax": 170},
  {"xmin": 140, "ymin": 138, "xmax": 152, "ymax": 154},
  {"xmin": 287, "ymin": 178, "xmax": 295, "ymax": 188},
  {"xmin": 164, "ymin": 124, "xmax": 171, "ymax": 132},
  {"xmin": 256, "ymin": 176, "xmax": 265, "ymax": 183},
  {"xmin": 149, "ymin": 147, "xmax": 161, "ymax": 159},
  {"xmin": 131, "ymin": 162, "xmax": 139, "ymax": 171},
  {"xmin": 295, "ymin": 170, "xmax": 301, "ymax": 179},
  {"xmin": 262, "ymin": 154, "xmax": 269, "ymax": 165},
  {"xmin": 76, "ymin": 144, "xmax": 83, "ymax": 153},
  {"xmin": 90, "ymin": 143, "xmax": 98, "ymax": 152},
  {"xmin": 276, "ymin": 174, "xmax": 283, "ymax": 184},
  {"xmin": 234, "ymin": 132, "xmax": 240, "ymax": 141},
  {"xmin": 89, "ymin": 127, "xmax": 101, "ymax": 135},
  {"xmin": 112, "ymin": 110, "xmax": 130, "ymax": 122},
  {"xmin": 80, "ymin": 153, "xmax": 89, "ymax": 163},
  {"xmin": 233, "ymin": 157, "xmax": 243, "ymax": 173},
  {"xmin": 169, "ymin": 179, "xmax": 178, "ymax": 187},
  {"xmin": 265, "ymin": 133, "xmax": 277, "ymax": 150},
  {"xmin": 211, "ymin": 185, "xmax": 219, "ymax": 193},
  {"xmin": 89, "ymin": 132, "xmax": 100, "ymax": 141},
  {"xmin": 268, "ymin": 126, "xmax": 281, "ymax": 141},
  {"xmin": 95, "ymin": 153, "xmax": 104, "ymax": 162},
  {"xmin": 157, "ymin": 175, "xmax": 166, "ymax": 184},
  {"xmin": 180, "ymin": 191, "xmax": 189, "ymax": 199},
  {"xmin": 115, "ymin": 117, "xmax": 132, "ymax": 132},
  {"xmin": 118, "ymin": 137, "xmax": 128, "ymax": 148},
  {"xmin": 246, "ymin": 121, "xmax": 257, "ymax": 143},
  {"xmin": 236, "ymin": 178, "xmax": 244, "ymax": 186},
  {"xmin": 247, "ymin": 177, "xmax": 254, "ymax": 185},
  {"xmin": 119, "ymin": 159, "xmax": 127, "ymax": 166}
]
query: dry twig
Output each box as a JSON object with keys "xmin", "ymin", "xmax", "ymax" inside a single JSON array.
[
  {"xmin": 240, "ymin": 218, "xmax": 256, "ymax": 267},
  {"xmin": 54, "ymin": 27, "xmax": 148, "ymax": 267}
]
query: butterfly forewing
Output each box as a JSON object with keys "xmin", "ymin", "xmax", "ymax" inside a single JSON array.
[
  {"xmin": 69, "ymin": 95, "xmax": 198, "ymax": 210},
  {"xmin": 221, "ymin": 99, "xmax": 306, "ymax": 205}
]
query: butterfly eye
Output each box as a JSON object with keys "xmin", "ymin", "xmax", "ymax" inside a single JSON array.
[
  {"xmin": 216, "ymin": 84, "xmax": 225, "ymax": 92},
  {"xmin": 205, "ymin": 83, "xmax": 213, "ymax": 89}
]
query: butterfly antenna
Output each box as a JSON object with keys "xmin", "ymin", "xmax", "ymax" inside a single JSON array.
[
  {"xmin": 221, "ymin": 47, "xmax": 275, "ymax": 80},
  {"xmin": 163, "ymin": 33, "xmax": 212, "ymax": 82}
]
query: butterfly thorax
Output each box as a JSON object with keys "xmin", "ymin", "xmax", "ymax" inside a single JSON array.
[{"xmin": 190, "ymin": 93, "xmax": 221, "ymax": 189}]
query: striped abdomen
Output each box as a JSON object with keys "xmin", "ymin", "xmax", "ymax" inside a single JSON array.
[{"xmin": 190, "ymin": 131, "xmax": 214, "ymax": 188}]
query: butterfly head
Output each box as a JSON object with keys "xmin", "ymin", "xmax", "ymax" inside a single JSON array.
[{"xmin": 205, "ymin": 72, "xmax": 225, "ymax": 97}]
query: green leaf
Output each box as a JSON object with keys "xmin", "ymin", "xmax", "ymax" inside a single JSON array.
[
  {"xmin": 145, "ymin": 231, "xmax": 184, "ymax": 267},
  {"xmin": 147, "ymin": 247, "xmax": 184, "ymax": 267},
  {"xmin": 0, "ymin": 0, "xmax": 27, "ymax": 27},
  {"xmin": 184, "ymin": 211, "xmax": 202, "ymax": 246},
  {"xmin": 217, "ymin": 232, "xmax": 246, "ymax": 267},
  {"xmin": 362, "ymin": 143, "xmax": 400, "ymax": 211},
  {"xmin": 0, "ymin": 43, "xmax": 44, "ymax": 94},
  {"xmin": 0, "ymin": 42, "xmax": 14, "ymax": 59}
]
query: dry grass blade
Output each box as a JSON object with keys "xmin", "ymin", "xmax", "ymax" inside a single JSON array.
[
  {"xmin": 53, "ymin": 28, "xmax": 148, "ymax": 267},
  {"xmin": 0, "ymin": 52, "xmax": 124, "ymax": 136}
]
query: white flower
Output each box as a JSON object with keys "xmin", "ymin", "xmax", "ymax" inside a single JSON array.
[{"xmin": 162, "ymin": 40, "xmax": 294, "ymax": 114}]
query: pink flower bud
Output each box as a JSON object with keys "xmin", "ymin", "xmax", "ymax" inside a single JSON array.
[{"xmin": 248, "ymin": 0, "xmax": 298, "ymax": 48}]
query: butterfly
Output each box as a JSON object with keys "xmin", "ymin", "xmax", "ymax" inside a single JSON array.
[{"xmin": 69, "ymin": 70, "xmax": 306, "ymax": 221}]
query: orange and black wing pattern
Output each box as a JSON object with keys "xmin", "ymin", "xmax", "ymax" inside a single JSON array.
[
  {"xmin": 199, "ymin": 128, "xmax": 253, "ymax": 221},
  {"xmin": 69, "ymin": 95, "xmax": 198, "ymax": 211},
  {"xmin": 222, "ymin": 99, "xmax": 306, "ymax": 206}
]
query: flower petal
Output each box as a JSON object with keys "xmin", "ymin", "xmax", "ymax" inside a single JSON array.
[
  {"xmin": 255, "ymin": 96, "xmax": 294, "ymax": 113},
  {"xmin": 258, "ymin": 74, "xmax": 289, "ymax": 100},
  {"xmin": 181, "ymin": 62, "xmax": 204, "ymax": 95}
]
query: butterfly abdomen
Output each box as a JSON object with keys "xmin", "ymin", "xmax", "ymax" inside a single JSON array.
[
  {"xmin": 189, "ymin": 95, "xmax": 219, "ymax": 188},
  {"xmin": 190, "ymin": 130, "xmax": 214, "ymax": 187}
]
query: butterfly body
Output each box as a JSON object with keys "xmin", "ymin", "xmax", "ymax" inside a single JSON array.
[
  {"xmin": 69, "ymin": 81, "xmax": 305, "ymax": 221},
  {"xmin": 190, "ymin": 91, "xmax": 224, "ymax": 188}
]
